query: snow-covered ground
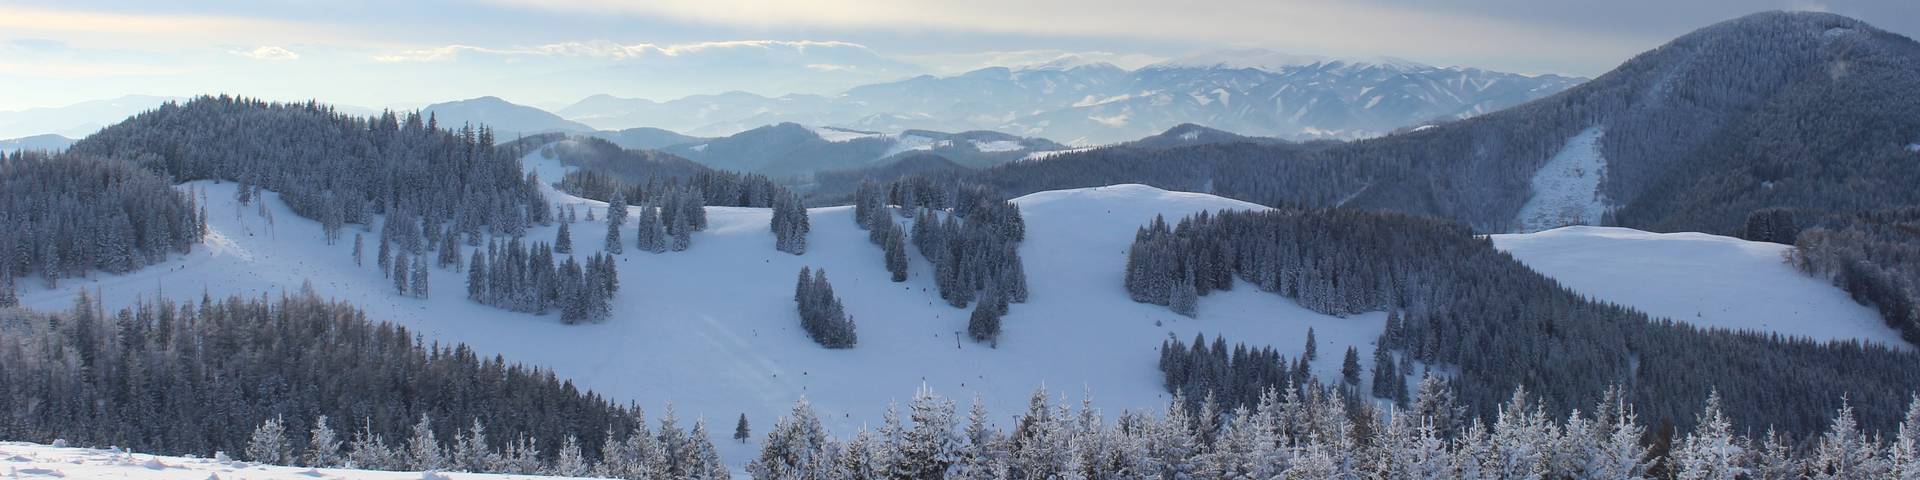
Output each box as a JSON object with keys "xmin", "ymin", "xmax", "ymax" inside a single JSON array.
[
  {"xmin": 0, "ymin": 441, "xmax": 589, "ymax": 479},
  {"xmin": 18, "ymin": 147, "xmax": 1386, "ymax": 471},
  {"xmin": 1514, "ymin": 127, "xmax": 1610, "ymax": 233},
  {"xmin": 1491, "ymin": 226, "xmax": 1906, "ymax": 349},
  {"xmin": 1021, "ymin": 146, "xmax": 1097, "ymax": 161}
]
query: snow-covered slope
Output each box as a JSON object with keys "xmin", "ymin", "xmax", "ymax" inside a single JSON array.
[
  {"xmin": 0, "ymin": 441, "xmax": 585, "ymax": 479},
  {"xmin": 1490, "ymin": 226, "xmax": 1904, "ymax": 348},
  {"xmin": 18, "ymin": 149, "xmax": 1386, "ymax": 470},
  {"xmin": 1514, "ymin": 127, "xmax": 1611, "ymax": 232}
]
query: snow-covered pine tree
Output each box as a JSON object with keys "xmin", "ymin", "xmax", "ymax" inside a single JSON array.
[
  {"xmin": 552, "ymin": 435, "xmax": 590, "ymax": 477},
  {"xmin": 352, "ymin": 233, "xmax": 364, "ymax": 266},
  {"xmin": 306, "ymin": 415, "xmax": 342, "ymax": 468},
  {"xmin": 555, "ymin": 221, "xmax": 572, "ymax": 254},
  {"xmin": 467, "ymin": 250, "xmax": 488, "ymax": 302},
  {"xmin": 393, "ymin": 253, "xmax": 410, "ymax": 295},
  {"xmin": 407, "ymin": 414, "xmax": 447, "ymax": 471},
  {"xmin": 885, "ymin": 224, "xmax": 909, "ymax": 282},
  {"xmin": 1670, "ymin": 391, "xmax": 1746, "ymax": 479},
  {"xmin": 245, "ymin": 415, "xmax": 289, "ymax": 465},
  {"xmin": 411, "ymin": 256, "xmax": 430, "ymax": 298}
]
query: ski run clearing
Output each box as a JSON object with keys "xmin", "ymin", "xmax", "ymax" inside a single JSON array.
[
  {"xmin": 1491, "ymin": 226, "xmax": 1904, "ymax": 349},
  {"xmin": 1514, "ymin": 126, "xmax": 1610, "ymax": 233},
  {"xmin": 16, "ymin": 145, "xmax": 1907, "ymax": 472},
  {"xmin": 0, "ymin": 441, "xmax": 591, "ymax": 479}
]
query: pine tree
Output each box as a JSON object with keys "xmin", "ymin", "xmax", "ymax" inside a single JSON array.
[
  {"xmin": 1894, "ymin": 396, "xmax": 1920, "ymax": 479},
  {"xmin": 306, "ymin": 415, "xmax": 342, "ymax": 468},
  {"xmin": 377, "ymin": 235, "xmax": 392, "ymax": 277},
  {"xmin": 605, "ymin": 216, "xmax": 624, "ymax": 254},
  {"xmin": 347, "ymin": 420, "xmax": 399, "ymax": 471},
  {"xmin": 553, "ymin": 435, "xmax": 590, "ymax": 477},
  {"xmin": 1341, "ymin": 346, "xmax": 1362, "ymax": 388},
  {"xmin": 1671, "ymin": 392, "xmax": 1746, "ymax": 480},
  {"xmin": 352, "ymin": 233, "xmax": 364, "ymax": 266},
  {"xmin": 555, "ymin": 221, "xmax": 572, "ymax": 254},
  {"xmin": 453, "ymin": 419, "xmax": 496, "ymax": 472},
  {"xmin": 885, "ymin": 225, "xmax": 909, "ymax": 282},
  {"xmin": 1304, "ymin": 327, "xmax": 1319, "ymax": 362},
  {"xmin": 467, "ymin": 250, "xmax": 488, "ymax": 302},
  {"xmin": 245, "ymin": 415, "xmax": 289, "ymax": 465},
  {"xmin": 1813, "ymin": 398, "xmax": 1887, "ymax": 478},
  {"xmin": 411, "ymin": 256, "xmax": 430, "ymax": 298},
  {"xmin": 393, "ymin": 253, "xmax": 410, "ymax": 295},
  {"xmin": 408, "ymin": 414, "xmax": 447, "ymax": 471}
]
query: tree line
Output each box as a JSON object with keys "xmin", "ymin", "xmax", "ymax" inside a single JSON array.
[
  {"xmin": 0, "ymin": 290, "xmax": 644, "ymax": 472},
  {"xmin": 0, "ymin": 151, "xmax": 204, "ymax": 289}
]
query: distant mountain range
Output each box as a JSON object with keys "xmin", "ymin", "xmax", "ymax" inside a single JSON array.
[
  {"xmin": 660, "ymin": 123, "xmax": 1068, "ymax": 177},
  {"xmin": 0, "ymin": 133, "xmax": 75, "ymax": 154},
  {"xmin": 555, "ymin": 50, "xmax": 1585, "ymax": 144},
  {"xmin": 0, "ymin": 95, "xmax": 183, "ymax": 139},
  {"xmin": 969, "ymin": 11, "xmax": 1920, "ymax": 237}
]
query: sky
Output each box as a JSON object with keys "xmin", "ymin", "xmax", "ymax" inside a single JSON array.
[{"xmin": 1, "ymin": 0, "xmax": 1916, "ymax": 112}]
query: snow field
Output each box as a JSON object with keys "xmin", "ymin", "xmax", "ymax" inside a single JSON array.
[
  {"xmin": 18, "ymin": 149, "xmax": 1386, "ymax": 472},
  {"xmin": 1490, "ymin": 226, "xmax": 1905, "ymax": 348}
]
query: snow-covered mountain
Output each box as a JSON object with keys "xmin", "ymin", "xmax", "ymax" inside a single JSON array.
[
  {"xmin": 422, "ymin": 96, "xmax": 594, "ymax": 136},
  {"xmin": 558, "ymin": 50, "xmax": 1584, "ymax": 145},
  {"xmin": 1125, "ymin": 123, "xmax": 1288, "ymax": 149},
  {"xmin": 0, "ymin": 133, "xmax": 75, "ymax": 154},
  {"xmin": 661, "ymin": 122, "xmax": 1067, "ymax": 176},
  {"xmin": 17, "ymin": 133, "xmax": 1904, "ymax": 472}
]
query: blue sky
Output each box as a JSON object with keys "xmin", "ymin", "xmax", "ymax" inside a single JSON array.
[{"xmin": 1, "ymin": 0, "xmax": 1914, "ymax": 111}]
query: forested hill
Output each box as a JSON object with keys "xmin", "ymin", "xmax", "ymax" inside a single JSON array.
[{"xmin": 974, "ymin": 11, "xmax": 1920, "ymax": 236}]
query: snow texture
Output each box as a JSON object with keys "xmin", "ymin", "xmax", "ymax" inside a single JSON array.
[
  {"xmin": 1491, "ymin": 226, "xmax": 1906, "ymax": 349},
  {"xmin": 18, "ymin": 148, "xmax": 1385, "ymax": 472},
  {"xmin": 1515, "ymin": 126, "xmax": 1610, "ymax": 233},
  {"xmin": 0, "ymin": 441, "xmax": 584, "ymax": 479},
  {"xmin": 970, "ymin": 139, "xmax": 1024, "ymax": 152},
  {"xmin": 807, "ymin": 125, "xmax": 881, "ymax": 142}
]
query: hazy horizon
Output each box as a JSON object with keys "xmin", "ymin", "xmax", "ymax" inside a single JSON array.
[{"xmin": 3, "ymin": 1, "xmax": 1917, "ymax": 112}]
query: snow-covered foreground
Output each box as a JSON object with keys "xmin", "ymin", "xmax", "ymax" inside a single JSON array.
[
  {"xmin": 0, "ymin": 441, "xmax": 591, "ymax": 479},
  {"xmin": 18, "ymin": 148, "xmax": 1385, "ymax": 470},
  {"xmin": 1491, "ymin": 226, "xmax": 1905, "ymax": 348}
]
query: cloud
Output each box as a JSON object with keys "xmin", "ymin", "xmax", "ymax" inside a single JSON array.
[
  {"xmin": 903, "ymin": 50, "xmax": 1167, "ymax": 74},
  {"xmin": 374, "ymin": 40, "xmax": 875, "ymax": 63},
  {"xmin": 480, "ymin": 0, "xmax": 1654, "ymax": 75},
  {"xmin": 233, "ymin": 46, "xmax": 300, "ymax": 61}
]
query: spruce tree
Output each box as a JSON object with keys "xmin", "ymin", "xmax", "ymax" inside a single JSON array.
[
  {"xmin": 306, "ymin": 415, "xmax": 342, "ymax": 468},
  {"xmin": 352, "ymin": 233, "xmax": 364, "ymax": 266},
  {"xmin": 1341, "ymin": 346, "xmax": 1362, "ymax": 387},
  {"xmin": 246, "ymin": 415, "xmax": 289, "ymax": 465},
  {"xmin": 885, "ymin": 226, "xmax": 909, "ymax": 282},
  {"xmin": 555, "ymin": 221, "xmax": 572, "ymax": 254},
  {"xmin": 411, "ymin": 256, "xmax": 430, "ymax": 298},
  {"xmin": 735, "ymin": 414, "xmax": 751, "ymax": 444},
  {"xmin": 393, "ymin": 253, "xmax": 411, "ymax": 295}
]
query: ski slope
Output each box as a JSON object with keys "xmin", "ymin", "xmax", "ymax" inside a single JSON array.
[
  {"xmin": 1491, "ymin": 226, "xmax": 1905, "ymax": 349},
  {"xmin": 0, "ymin": 441, "xmax": 589, "ymax": 479},
  {"xmin": 18, "ymin": 148, "xmax": 1387, "ymax": 470},
  {"xmin": 1514, "ymin": 127, "xmax": 1610, "ymax": 233}
]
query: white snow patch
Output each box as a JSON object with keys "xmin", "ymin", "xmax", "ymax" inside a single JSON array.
[
  {"xmin": 20, "ymin": 148, "xmax": 1388, "ymax": 472},
  {"xmin": 808, "ymin": 125, "xmax": 881, "ymax": 142},
  {"xmin": 970, "ymin": 139, "xmax": 1024, "ymax": 152},
  {"xmin": 689, "ymin": 143, "xmax": 708, "ymax": 152},
  {"xmin": 1022, "ymin": 146, "xmax": 1097, "ymax": 161},
  {"xmin": 1514, "ymin": 127, "xmax": 1610, "ymax": 233},
  {"xmin": 0, "ymin": 441, "xmax": 588, "ymax": 479},
  {"xmin": 1491, "ymin": 226, "xmax": 1907, "ymax": 349},
  {"xmin": 1179, "ymin": 130, "xmax": 1202, "ymax": 141},
  {"xmin": 1906, "ymin": 143, "xmax": 1919, "ymax": 153},
  {"xmin": 879, "ymin": 133, "xmax": 939, "ymax": 158}
]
